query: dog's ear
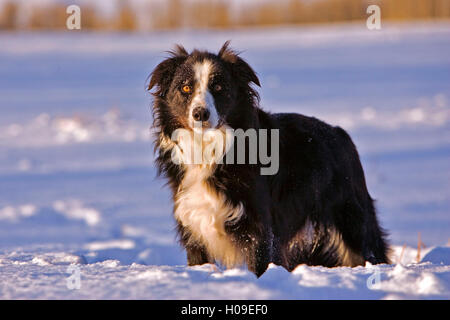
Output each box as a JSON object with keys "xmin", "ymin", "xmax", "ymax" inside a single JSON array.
[
  {"xmin": 218, "ymin": 41, "xmax": 260, "ymax": 87},
  {"xmin": 148, "ymin": 44, "xmax": 189, "ymax": 97}
]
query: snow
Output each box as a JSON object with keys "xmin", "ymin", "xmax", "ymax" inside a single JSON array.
[
  {"xmin": 0, "ymin": 248, "xmax": 449, "ymax": 299},
  {"xmin": 0, "ymin": 22, "xmax": 449, "ymax": 299}
]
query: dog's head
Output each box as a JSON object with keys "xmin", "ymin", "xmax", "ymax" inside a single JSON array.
[{"xmin": 148, "ymin": 41, "xmax": 260, "ymax": 136}]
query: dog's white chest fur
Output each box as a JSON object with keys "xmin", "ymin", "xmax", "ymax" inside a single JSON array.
[{"xmin": 174, "ymin": 165, "xmax": 244, "ymax": 267}]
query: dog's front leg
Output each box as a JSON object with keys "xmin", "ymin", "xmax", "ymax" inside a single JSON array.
[
  {"xmin": 245, "ymin": 234, "xmax": 272, "ymax": 278},
  {"xmin": 185, "ymin": 243, "xmax": 213, "ymax": 266},
  {"xmin": 177, "ymin": 224, "xmax": 212, "ymax": 266},
  {"xmin": 226, "ymin": 203, "xmax": 272, "ymax": 277}
]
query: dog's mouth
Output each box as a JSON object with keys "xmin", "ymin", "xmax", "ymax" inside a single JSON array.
[{"xmin": 191, "ymin": 118, "xmax": 227, "ymax": 132}]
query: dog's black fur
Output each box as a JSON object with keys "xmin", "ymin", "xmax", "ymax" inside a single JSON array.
[{"xmin": 148, "ymin": 42, "xmax": 390, "ymax": 277}]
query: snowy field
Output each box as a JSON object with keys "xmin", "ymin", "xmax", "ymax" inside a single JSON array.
[{"xmin": 0, "ymin": 22, "xmax": 449, "ymax": 299}]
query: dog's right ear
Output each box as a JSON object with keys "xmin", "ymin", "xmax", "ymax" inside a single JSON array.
[{"xmin": 148, "ymin": 45, "xmax": 188, "ymax": 97}]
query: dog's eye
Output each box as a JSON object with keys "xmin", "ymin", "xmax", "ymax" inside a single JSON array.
[
  {"xmin": 213, "ymin": 84, "xmax": 222, "ymax": 92},
  {"xmin": 181, "ymin": 85, "xmax": 192, "ymax": 93}
]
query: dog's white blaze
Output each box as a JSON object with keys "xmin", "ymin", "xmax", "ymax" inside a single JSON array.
[
  {"xmin": 174, "ymin": 165, "xmax": 244, "ymax": 268},
  {"xmin": 189, "ymin": 60, "xmax": 219, "ymax": 129}
]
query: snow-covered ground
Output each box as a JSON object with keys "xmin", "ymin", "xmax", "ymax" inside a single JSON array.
[{"xmin": 0, "ymin": 22, "xmax": 449, "ymax": 299}]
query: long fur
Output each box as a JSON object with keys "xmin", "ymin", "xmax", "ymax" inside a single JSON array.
[{"xmin": 148, "ymin": 42, "xmax": 390, "ymax": 277}]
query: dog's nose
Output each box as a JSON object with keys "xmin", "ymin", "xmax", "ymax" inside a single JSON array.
[{"xmin": 192, "ymin": 107, "xmax": 210, "ymax": 122}]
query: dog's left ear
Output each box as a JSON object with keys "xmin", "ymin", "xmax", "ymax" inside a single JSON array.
[
  {"xmin": 148, "ymin": 44, "xmax": 188, "ymax": 97},
  {"xmin": 218, "ymin": 41, "xmax": 260, "ymax": 87}
]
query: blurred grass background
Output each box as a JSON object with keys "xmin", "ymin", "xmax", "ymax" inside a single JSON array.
[{"xmin": 0, "ymin": 0, "xmax": 449, "ymax": 32}]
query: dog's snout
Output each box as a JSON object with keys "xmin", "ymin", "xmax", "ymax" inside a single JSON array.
[{"xmin": 192, "ymin": 107, "xmax": 210, "ymax": 122}]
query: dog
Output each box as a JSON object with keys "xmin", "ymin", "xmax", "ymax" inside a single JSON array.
[{"xmin": 148, "ymin": 41, "xmax": 390, "ymax": 277}]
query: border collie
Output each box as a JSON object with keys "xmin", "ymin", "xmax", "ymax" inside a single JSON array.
[{"xmin": 148, "ymin": 42, "xmax": 390, "ymax": 277}]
